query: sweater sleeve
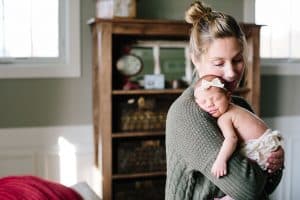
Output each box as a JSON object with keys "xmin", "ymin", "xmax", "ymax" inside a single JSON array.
[{"xmin": 166, "ymin": 87, "xmax": 268, "ymax": 200}]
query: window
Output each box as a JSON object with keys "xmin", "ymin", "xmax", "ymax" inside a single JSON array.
[
  {"xmin": 0, "ymin": 0, "xmax": 80, "ymax": 78},
  {"xmin": 255, "ymin": 0, "xmax": 300, "ymax": 60}
]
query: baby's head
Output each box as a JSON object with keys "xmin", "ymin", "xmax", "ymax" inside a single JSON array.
[{"xmin": 194, "ymin": 75, "xmax": 231, "ymax": 117}]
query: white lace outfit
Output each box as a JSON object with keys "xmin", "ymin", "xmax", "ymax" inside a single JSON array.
[{"xmin": 240, "ymin": 129, "xmax": 282, "ymax": 170}]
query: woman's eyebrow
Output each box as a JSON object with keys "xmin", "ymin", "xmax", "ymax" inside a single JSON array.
[
  {"xmin": 208, "ymin": 51, "xmax": 243, "ymax": 61},
  {"xmin": 209, "ymin": 57, "xmax": 223, "ymax": 61},
  {"xmin": 233, "ymin": 51, "xmax": 243, "ymax": 57}
]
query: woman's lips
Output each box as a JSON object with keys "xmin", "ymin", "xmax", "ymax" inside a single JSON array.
[{"xmin": 226, "ymin": 81, "xmax": 237, "ymax": 92}]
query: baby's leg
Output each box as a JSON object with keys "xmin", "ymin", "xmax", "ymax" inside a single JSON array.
[{"xmin": 214, "ymin": 195, "xmax": 235, "ymax": 200}]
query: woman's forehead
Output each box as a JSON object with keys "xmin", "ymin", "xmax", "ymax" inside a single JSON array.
[{"xmin": 206, "ymin": 37, "xmax": 242, "ymax": 59}]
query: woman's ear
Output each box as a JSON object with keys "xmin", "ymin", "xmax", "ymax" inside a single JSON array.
[
  {"xmin": 191, "ymin": 53, "xmax": 196, "ymax": 64},
  {"xmin": 191, "ymin": 53, "xmax": 202, "ymax": 74}
]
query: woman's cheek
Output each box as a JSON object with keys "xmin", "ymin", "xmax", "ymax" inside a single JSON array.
[
  {"xmin": 236, "ymin": 66, "xmax": 245, "ymax": 83},
  {"xmin": 201, "ymin": 68, "xmax": 223, "ymax": 78},
  {"xmin": 237, "ymin": 63, "xmax": 245, "ymax": 77}
]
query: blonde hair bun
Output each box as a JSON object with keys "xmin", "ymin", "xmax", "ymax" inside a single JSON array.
[{"xmin": 185, "ymin": 1, "xmax": 212, "ymax": 24}]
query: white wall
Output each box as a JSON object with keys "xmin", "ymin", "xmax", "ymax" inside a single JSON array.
[
  {"xmin": 0, "ymin": 125, "xmax": 102, "ymax": 197},
  {"xmin": 264, "ymin": 116, "xmax": 300, "ymax": 200}
]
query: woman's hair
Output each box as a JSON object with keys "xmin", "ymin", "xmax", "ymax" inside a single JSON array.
[{"xmin": 185, "ymin": 1, "xmax": 247, "ymax": 61}]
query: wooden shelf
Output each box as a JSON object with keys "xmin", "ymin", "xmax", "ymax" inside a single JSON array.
[
  {"xmin": 113, "ymin": 87, "xmax": 250, "ymax": 95},
  {"xmin": 112, "ymin": 171, "xmax": 166, "ymax": 180},
  {"xmin": 112, "ymin": 131, "xmax": 165, "ymax": 138},
  {"xmin": 112, "ymin": 89, "xmax": 184, "ymax": 95},
  {"xmin": 89, "ymin": 18, "xmax": 190, "ymax": 37},
  {"xmin": 91, "ymin": 19, "xmax": 261, "ymax": 200},
  {"xmin": 234, "ymin": 87, "xmax": 251, "ymax": 94}
]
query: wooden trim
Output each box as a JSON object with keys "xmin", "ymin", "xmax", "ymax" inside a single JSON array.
[
  {"xmin": 89, "ymin": 18, "xmax": 190, "ymax": 36},
  {"xmin": 96, "ymin": 22, "xmax": 113, "ymax": 200},
  {"xmin": 89, "ymin": 18, "xmax": 187, "ymax": 25},
  {"xmin": 112, "ymin": 171, "xmax": 166, "ymax": 180},
  {"xmin": 112, "ymin": 131, "xmax": 165, "ymax": 138},
  {"xmin": 112, "ymin": 89, "xmax": 184, "ymax": 95},
  {"xmin": 92, "ymin": 22, "xmax": 100, "ymax": 166}
]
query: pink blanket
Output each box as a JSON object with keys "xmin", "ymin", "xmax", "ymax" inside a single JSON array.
[{"xmin": 0, "ymin": 175, "xmax": 83, "ymax": 200}]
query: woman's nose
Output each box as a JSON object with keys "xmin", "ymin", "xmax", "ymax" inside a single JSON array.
[{"xmin": 225, "ymin": 64, "xmax": 237, "ymax": 81}]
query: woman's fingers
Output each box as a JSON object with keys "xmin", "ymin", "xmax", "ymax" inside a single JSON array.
[{"xmin": 267, "ymin": 147, "xmax": 285, "ymax": 173}]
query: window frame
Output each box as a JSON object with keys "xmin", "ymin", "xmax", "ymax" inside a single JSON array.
[
  {"xmin": 0, "ymin": 0, "xmax": 80, "ymax": 78},
  {"xmin": 244, "ymin": 0, "xmax": 300, "ymax": 75}
]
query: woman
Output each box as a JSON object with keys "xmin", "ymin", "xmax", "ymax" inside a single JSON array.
[{"xmin": 165, "ymin": 1, "xmax": 284, "ymax": 199}]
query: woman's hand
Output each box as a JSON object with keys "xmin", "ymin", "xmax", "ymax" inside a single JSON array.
[{"xmin": 266, "ymin": 146, "xmax": 285, "ymax": 173}]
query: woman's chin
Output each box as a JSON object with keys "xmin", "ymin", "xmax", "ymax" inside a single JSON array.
[{"xmin": 226, "ymin": 81, "xmax": 238, "ymax": 92}]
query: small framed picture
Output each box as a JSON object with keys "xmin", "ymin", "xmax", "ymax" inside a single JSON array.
[{"xmin": 144, "ymin": 74, "xmax": 165, "ymax": 89}]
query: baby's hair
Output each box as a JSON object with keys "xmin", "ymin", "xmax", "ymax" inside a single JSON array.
[{"xmin": 185, "ymin": 1, "xmax": 247, "ymax": 62}]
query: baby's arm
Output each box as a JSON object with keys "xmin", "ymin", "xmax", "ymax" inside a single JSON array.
[
  {"xmin": 214, "ymin": 195, "xmax": 235, "ymax": 200},
  {"xmin": 211, "ymin": 114, "xmax": 238, "ymax": 178}
]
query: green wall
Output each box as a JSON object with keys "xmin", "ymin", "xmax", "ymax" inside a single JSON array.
[
  {"xmin": 0, "ymin": 0, "xmax": 94, "ymax": 127},
  {"xmin": 0, "ymin": 0, "xmax": 244, "ymax": 128},
  {"xmin": 138, "ymin": 0, "xmax": 244, "ymax": 21},
  {"xmin": 1, "ymin": 0, "xmax": 299, "ymax": 128},
  {"xmin": 261, "ymin": 76, "xmax": 300, "ymax": 117}
]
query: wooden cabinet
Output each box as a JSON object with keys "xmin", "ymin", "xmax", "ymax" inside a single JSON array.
[{"xmin": 89, "ymin": 18, "xmax": 261, "ymax": 200}]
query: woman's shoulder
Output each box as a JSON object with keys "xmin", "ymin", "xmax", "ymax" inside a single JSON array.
[
  {"xmin": 167, "ymin": 86, "xmax": 211, "ymax": 122},
  {"xmin": 231, "ymin": 95, "xmax": 254, "ymax": 113},
  {"xmin": 168, "ymin": 87, "xmax": 197, "ymax": 113}
]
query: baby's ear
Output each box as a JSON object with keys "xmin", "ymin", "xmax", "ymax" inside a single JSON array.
[{"xmin": 226, "ymin": 91, "xmax": 232, "ymax": 99}]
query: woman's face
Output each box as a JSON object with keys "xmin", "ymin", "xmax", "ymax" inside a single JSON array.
[{"xmin": 192, "ymin": 37, "xmax": 245, "ymax": 92}]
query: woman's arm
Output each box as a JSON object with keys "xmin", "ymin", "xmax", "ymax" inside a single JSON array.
[{"xmin": 167, "ymin": 89, "xmax": 267, "ymax": 199}]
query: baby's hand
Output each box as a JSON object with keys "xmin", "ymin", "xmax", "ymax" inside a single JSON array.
[{"xmin": 211, "ymin": 160, "xmax": 227, "ymax": 178}]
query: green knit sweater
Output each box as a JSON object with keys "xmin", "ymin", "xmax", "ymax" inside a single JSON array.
[{"xmin": 165, "ymin": 86, "xmax": 282, "ymax": 200}]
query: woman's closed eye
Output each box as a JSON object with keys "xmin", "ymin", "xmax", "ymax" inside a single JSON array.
[
  {"xmin": 212, "ymin": 61, "xmax": 224, "ymax": 67},
  {"xmin": 232, "ymin": 55, "xmax": 243, "ymax": 64},
  {"xmin": 233, "ymin": 58, "xmax": 243, "ymax": 64}
]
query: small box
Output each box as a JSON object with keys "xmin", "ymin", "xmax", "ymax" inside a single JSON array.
[
  {"xmin": 144, "ymin": 74, "xmax": 165, "ymax": 89},
  {"xmin": 96, "ymin": 0, "xmax": 136, "ymax": 19}
]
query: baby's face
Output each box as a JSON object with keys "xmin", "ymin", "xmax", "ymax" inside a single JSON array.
[{"xmin": 194, "ymin": 87, "xmax": 230, "ymax": 118}]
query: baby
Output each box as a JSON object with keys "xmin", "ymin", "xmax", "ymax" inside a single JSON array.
[{"xmin": 193, "ymin": 75, "xmax": 283, "ymax": 179}]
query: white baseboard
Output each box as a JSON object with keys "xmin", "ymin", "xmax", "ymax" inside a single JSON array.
[{"xmin": 0, "ymin": 125, "xmax": 102, "ymax": 197}]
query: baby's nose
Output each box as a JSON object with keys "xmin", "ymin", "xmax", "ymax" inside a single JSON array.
[{"xmin": 206, "ymin": 100, "xmax": 214, "ymax": 107}]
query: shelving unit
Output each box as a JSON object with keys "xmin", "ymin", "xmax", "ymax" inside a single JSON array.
[
  {"xmin": 112, "ymin": 89, "xmax": 184, "ymax": 95},
  {"xmin": 89, "ymin": 18, "xmax": 261, "ymax": 200}
]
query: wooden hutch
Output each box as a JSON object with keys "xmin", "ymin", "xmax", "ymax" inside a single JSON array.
[{"xmin": 89, "ymin": 18, "xmax": 261, "ymax": 200}]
